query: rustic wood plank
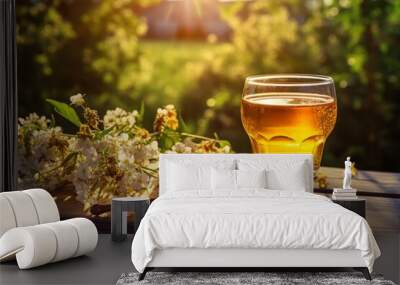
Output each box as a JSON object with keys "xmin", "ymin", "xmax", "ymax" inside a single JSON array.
[
  {"xmin": 316, "ymin": 167, "xmax": 400, "ymax": 195},
  {"xmin": 316, "ymin": 167, "xmax": 400, "ymax": 232},
  {"xmin": 319, "ymin": 167, "xmax": 400, "ymax": 182}
]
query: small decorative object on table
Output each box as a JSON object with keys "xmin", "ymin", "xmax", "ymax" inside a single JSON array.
[
  {"xmin": 332, "ymin": 157, "xmax": 366, "ymax": 218},
  {"xmin": 332, "ymin": 157, "xmax": 358, "ymax": 200},
  {"xmin": 111, "ymin": 197, "xmax": 150, "ymax": 242}
]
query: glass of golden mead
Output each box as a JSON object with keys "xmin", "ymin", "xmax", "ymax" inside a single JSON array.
[{"xmin": 241, "ymin": 74, "xmax": 337, "ymax": 170}]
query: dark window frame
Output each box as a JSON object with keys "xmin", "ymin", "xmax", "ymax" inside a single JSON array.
[{"xmin": 0, "ymin": 0, "xmax": 17, "ymax": 192}]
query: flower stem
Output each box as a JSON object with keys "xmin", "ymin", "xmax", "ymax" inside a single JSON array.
[{"xmin": 181, "ymin": 132, "xmax": 216, "ymax": 141}]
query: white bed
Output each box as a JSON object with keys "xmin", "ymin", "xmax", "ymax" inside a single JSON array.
[{"xmin": 131, "ymin": 154, "xmax": 380, "ymax": 280}]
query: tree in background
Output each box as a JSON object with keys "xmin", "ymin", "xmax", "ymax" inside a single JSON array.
[
  {"xmin": 17, "ymin": 0, "xmax": 153, "ymax": 119},
  {"xmin": 180, "ymin": 0, "xmax": 320, "ymax": 154},
  {"xmin": 318, "ymin": 0, "xmax": 400, "ymax": 171},
  {"xmin": 186, "ymin": 0, "xmax": 400, "ymax": 171},
  {"xmin": 16, "ymin": 0, "xmax": 400, "ymax": 171}
]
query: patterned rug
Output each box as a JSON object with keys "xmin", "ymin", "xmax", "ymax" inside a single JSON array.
[{"xmin": 116, "ymin": 271, "xmax": 396, "ymax": 285}]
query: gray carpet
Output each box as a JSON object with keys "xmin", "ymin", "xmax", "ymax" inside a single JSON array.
[{"xmin": 116, "ymin": 272, "xmax": 396, "ymax": 285}]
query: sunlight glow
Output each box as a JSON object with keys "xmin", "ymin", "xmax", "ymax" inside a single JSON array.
[{"xmin": 166, "ymin": 0, "xmax": 253, "ymax": 2}]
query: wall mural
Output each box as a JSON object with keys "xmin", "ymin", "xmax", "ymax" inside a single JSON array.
[{"xmin": 16, "ymin": 0, "xmax": 400, "ymax": 227}]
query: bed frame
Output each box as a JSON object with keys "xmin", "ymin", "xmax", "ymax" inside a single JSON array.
[
  {"xmin": 139, "ymin": 154, "xmax": 371, "ymax": 281},
  {"xmin": 139, "ymin": 248, "xmax": 370, "ymax": 280}
]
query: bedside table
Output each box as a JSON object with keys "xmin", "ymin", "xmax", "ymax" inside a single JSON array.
[
  {"xmin": 332, "ymin": 198, "xmax": 366, "ymax": 218},
  {"xmin": 111, "ymin": 197, "xmax": 150, "ymax": 242}
]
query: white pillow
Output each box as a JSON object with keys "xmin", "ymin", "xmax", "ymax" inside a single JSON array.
[
  {"xmin": 236, "ymin": 169, "xmax": 267, "ymax": 189},
  {"xmin": 167, "ymin": 162, "xmax": 212, "ymax": 192},
  {"xmin": 212, "ymin": 168, "xmax": 237, "ymax": 190},
  {"xmin": 166, "ymin": 158, "xmax": 236, "ymax": 170},
  {"xmin": 237, "ymin": 159, "xmax": 309, "ymax": 192},
  {"xmin": 211, "ymin": 169, "xmax": 268, "ymax": 190},
  {"xmin": 267, "ymin": 166, "xmax": 307, "ymax": 192}
]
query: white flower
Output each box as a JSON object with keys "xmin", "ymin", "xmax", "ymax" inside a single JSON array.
[
  {"xmin": 118, "ymin": 149, "xmax": 130, "ymax": 165},
  {"xmin": 18, "ymin": 113, "xmax": 49, "ymax": 129},
  {"xmin": 119, "ymin": 133, "xmax": 129, "ymax": 141},
  {"xmin": 149, "ymin": 141, "xmax": 158, "ymax": 151},
  {"xmin": 70, "ymin": 93, "xmax": 85, "ymax": 106},
  {"xmin": 171, "ymin": 142, "xmax": 192, "ymax": 153},
  {"xmin": 17, "ymin": 101, "xmax": 233, "ymax": 213},
  {"xmin": 103, "ymin": 107, "xmax": 137, "ymax": 129},
  {"xmin": 222, "ymin": 145, "xmax": 231, "ymax": 153}
]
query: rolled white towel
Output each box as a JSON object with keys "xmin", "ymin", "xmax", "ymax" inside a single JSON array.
[
  {"xmin": 65, "ymin": 218, "xmax": 98, "ymax": 257},
  {"xmin": 23, "ymin": 189, "xmax": 60, "ymax": 224},
  {"xmin": 0, "ymin": 196, "xmax": 17, "ymax": 237},
  {"xmin": 42, "ymin": 221, "xmax": 79, "ymax": 263},
  {"xmin": 0, "ymin": 189, "xmax": 59, "ymax": 238},
  {"xmin": 0, "ymin": 218, "xmax": 98, "ymax": 269},
  {"xmin": 0, "ymin": 225, "xmax": 57, "ymax": 268},
  {"xmin": 0, "ymin": 191, "xmax": 39, "ymax": 227}
]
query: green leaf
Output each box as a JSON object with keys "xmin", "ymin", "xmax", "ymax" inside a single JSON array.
[
  {"xmin": 50, "ymin": 114, "xmax": 56, "ymax": 128},
  {"xmin": 178, "ymin": 113, "xmax": 190, "ymax": 133},
  {"xmin": 136, "ymin": 101, "xmax": 145, "ymax": 126},
  {"xmin": 61, "ymin": 152, "xmax": 79, "ymax": 175},
  {"xmin": 94, "ymin": 126, "xmax": 114, "ymax": 140},
  {"xmin": 159, "ymin": 128, "xmax": 181, "ymax": 152},
  {"xmin": 39, "ymin": 151, "xmax": 79, "ymax": 176},
  {"xmin": 217, "ymin": 140, "xmax": 231, "ymax": 148},
  {"xmin": 46, "ymin": 99, "xmax": 81, "ymax": 127}
]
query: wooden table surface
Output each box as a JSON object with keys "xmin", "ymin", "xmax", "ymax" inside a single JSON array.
[{"xmin": 315, "ymin": 167, "xmax": 400, "ymax": 232}]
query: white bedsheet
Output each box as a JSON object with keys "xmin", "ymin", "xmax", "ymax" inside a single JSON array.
[{"xmin": 131, "ymin": 190, "xmax": 380, "ymax": 273}]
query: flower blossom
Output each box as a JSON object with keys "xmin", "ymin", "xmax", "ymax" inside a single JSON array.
[
  {"xmin": 103, "ymin": 107, "xmax": 137, "ymax": 129},
  {"xmin": 17, "ymin": 97, "xmax": 232, "ymax": 215},
  {"xmin": 153, "ymin": 104, "xmax": 179, "ymax": 132},
  {"xmin": 70, "ymin": 93, "xmax": 85, "ymax": 106}
]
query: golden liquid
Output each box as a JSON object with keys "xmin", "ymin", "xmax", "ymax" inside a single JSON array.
[{"xmin": 241, "ymin": 93, "xmax": 337, "ymax": 169}]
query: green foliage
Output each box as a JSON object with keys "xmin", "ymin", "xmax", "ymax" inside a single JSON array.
[
  {"xmin": 215, "ymin": 139, "xmax": 231, "ymax": 150},
  {"xmin": 158, "ymin": 128, "xmax": 181, "ymax": 153},
  {"xmin": 46, "ymin": 99, "xmax": 81, "ymax": 127},
  {"xmin": 17, "ymin": 0, "xmax": 157, "ymax": 118},
  {"xmin": 94, "ymin": 126, "xmax": 115, "ymax": 140},
  {"xmin": 186, "ymin": 0, "xmax": 400, "ymax": 171},
  {"xmin": 178, "ymin": 113, "xmax": 190, "ymax": 133},
  {"xmin": 136, "ymin": 101, "xmax": 145, "ymax": 127},
  {"xmin": 17, "ymin": 0, "xmax": 400, "ymax": 171}
]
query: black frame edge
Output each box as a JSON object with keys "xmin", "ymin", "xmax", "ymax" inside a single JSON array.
[{"xmin": 0, "ymin": 0, "xmax": 18, "ymax": 192}]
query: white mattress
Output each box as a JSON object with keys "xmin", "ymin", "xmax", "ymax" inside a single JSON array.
[{"xmin": 131, "ymin": 190, "xmax": 380, "ymax": 273}]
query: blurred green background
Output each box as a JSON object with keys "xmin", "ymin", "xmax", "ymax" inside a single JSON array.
[{"xmin": 16, "ymin": 0, "xmax": 400, "ymax": 171}]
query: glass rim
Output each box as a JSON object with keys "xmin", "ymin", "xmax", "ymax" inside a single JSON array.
[{"xmin": 246, "ymin": 74, "xmax": 334, "ymax": 87}]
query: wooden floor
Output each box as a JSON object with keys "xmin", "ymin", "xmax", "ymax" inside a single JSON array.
[{"xmin": 0, "ymin": 235, "xmax": 134, "ymax": 285}]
